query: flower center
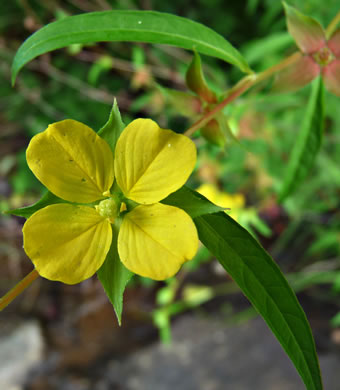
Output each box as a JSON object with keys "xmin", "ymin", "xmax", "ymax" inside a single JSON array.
[
  {"xmin": 97, "ymin": 198, "xmax": 119, "ymax": 222},
  {"xmin": 313, "ymin": 47, "xmax": 335, "ymax": 67}
]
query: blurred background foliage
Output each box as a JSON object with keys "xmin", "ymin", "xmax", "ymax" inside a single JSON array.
[{"xmin": 0, "ymin": 0, "xmax": 340, "ymax": 345}]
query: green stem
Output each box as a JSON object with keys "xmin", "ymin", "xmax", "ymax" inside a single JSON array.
[
  {"xmin": 0, "ymin": 269, "xmax": 40, "ymax": 311},
  {"xmin": 326, "ymin": 10, "xmax": 340, "ymax": 39},
  {"xmin": 184, "ymin": 51, "xmax": 300, "ymax": 137}
]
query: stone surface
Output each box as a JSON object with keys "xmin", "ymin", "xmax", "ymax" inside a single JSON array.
[
  {"xmin": 106, "ymin": 315, "xmax": 340, "ymax": 390},
  {"xmin": 0, "ymin": 320, "xmax": 44, "ymax": 390}
]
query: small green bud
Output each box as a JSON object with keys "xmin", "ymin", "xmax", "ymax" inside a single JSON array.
[{"xmin": 186, "ymin": 52, "xmax": 217, "ymax": 103}]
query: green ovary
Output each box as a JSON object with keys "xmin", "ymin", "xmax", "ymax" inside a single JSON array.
[{"xmin": 97, "ymin": 198, "xmax": 119, "ymax": 221}]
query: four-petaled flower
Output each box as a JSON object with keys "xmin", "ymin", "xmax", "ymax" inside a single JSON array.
[
  {"xmin": 274, "ymin": 3, "xmax": 340, "ymax": 96},
  {"xmin": 23, "ymin": 118, "xmax": 198, "ymax": 284}
]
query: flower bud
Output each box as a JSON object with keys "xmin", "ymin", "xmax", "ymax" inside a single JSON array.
[{"xmin": 186, "ymin": 51, "xmax": 217, "ymax": 103}]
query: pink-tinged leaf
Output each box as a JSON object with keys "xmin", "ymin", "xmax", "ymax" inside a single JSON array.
[
  {"xmin": 327, "ymin": 28, "xmax": 340, "ymax": 57},
  {"xmin": 273, "ymin": 54, "xmax": 320, "ymax": 93},
  {"xmin": 283, "ymin": 2, "xmax": 326, "ymax": 53},
  {"xmin": 322, "ymin": 59, "xmax": 340, "ymax": 96}
]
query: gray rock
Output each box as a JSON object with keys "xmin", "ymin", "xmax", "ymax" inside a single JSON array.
[
  {"xmin": 0, "ymin": 320, "xmax": 44, "ymax": 390},
  {"xmin": 106, "ymin": 315, "xmax": 340, "ymax": 390}
]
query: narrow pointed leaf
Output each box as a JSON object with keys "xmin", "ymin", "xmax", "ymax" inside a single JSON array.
[
  {"xmin": 322, "ymin": 59, "xmax": 340, "ymax": 97},
  {"xmin": 195, "ymin": 212, "xmax": 323, "ymax": 390},
  {"xmin": 279, "ymin": 77, "xmax": 324, "ymax": 201},
  {"xmin": 97, "ymin": 226, "xmax": 133, "ymax": 325},
  {"xmin": 162, "ymin": 185, "xmax": 224, "ymax": 218},
  {"xmin": 98, "ymin": 99, "xmax": 125, "ymax": 154},
  {"xmin": 12, "ymin": 10, "xmax": 252, "ymax": 84}
]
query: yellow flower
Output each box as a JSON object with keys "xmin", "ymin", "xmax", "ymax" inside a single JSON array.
[
  {"xmin": 196, "ymin": 183, "xmax": 245, "ymax": 221},
  {"xmin": 23, "ymin": 119, "xmax": 198, "ymax": 284}
]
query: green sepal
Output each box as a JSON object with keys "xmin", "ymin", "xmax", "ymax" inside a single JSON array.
[
  {"xmin": 97, "ymin": 223, "xmax": 133, "ymax": 325},
  {"xmin": 186, "ymin": 51, "xmax": 217, "ymax": 103},
  {"xmin": 161, "ymin": 185, "xmax": 224, "ymax": 218},
  {"xmin": 98, "ymin": 99, "xmax": 125, "ymax": 153},
  {"xmin": 4, "ymin": 191, "xmax": 66, "ymax": 219}
]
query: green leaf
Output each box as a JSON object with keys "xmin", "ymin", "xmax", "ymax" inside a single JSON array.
[
  {"xmin": 279, "ymin": 77, "xmax": 324, "ymax": 201},
  {"xmin": 98, "ymin": 99, "xmax": 125, "ymax": 153},
  {"xmin": 162, "ymin": 186, "xmax": 224, "ymax": 218},
  {"xmin": 97, "ymin": 225, "xmax": 133, "ymax": 325},
  {"xmin": 195, "ymin": 212, "xmax": 323, "ymax": 390},
  {"xmin": 5, "ymin": 191, "xmax": 65, "ymax": 218},
  {"xmin": 12, "ymin": 10, "xmax": 252, "ymax": 84}
]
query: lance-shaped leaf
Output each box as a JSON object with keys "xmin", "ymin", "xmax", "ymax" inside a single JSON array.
[
  {"xmin": 195, "ymin": 212, "xmax": 323, "ymax": 390},
  {"xmin": 279, "ymin": 77, "xmax": 324, "ymax": 201},
  {"xmin": 12, "ymin": 10, "xmax": 252, "ymax": 84},
  {"xmin": 186, "ymin": 51, "xmax": 217, "ymax": 103},
  {"xmin": 283, "ymin": 2, "xmax": 326, "ymax": 54}
]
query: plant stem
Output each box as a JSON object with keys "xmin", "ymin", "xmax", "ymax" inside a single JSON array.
[
  {"xmin": 326, "ymin": 10, "xmax": 340, "ymax": 39},
  {"xmin": 184, "ymin": 51, "xmax": 300, "ymax": 137},
  {"xmin": 255, "ymin": 51, "xmax": 301, "ymax": 83},
  {"xmin": 0, "ymin": 269, "xmax": 40, "ymax": 311}
]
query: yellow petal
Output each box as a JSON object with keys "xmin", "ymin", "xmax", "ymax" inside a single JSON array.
[
  {"xmin": 118, "ymin": 203, "xmax": 198, "ymax": 280},
  {"xmin": 114, "ymin": 119, "xmax": 196, "ymax": 204},
  {"xmin": 26, "ymin": 120, "xmax": 115, "ymax": 203},
  {"xmin": 23, "ymin": 204, "xmax": 112, "ymax": 284}
]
